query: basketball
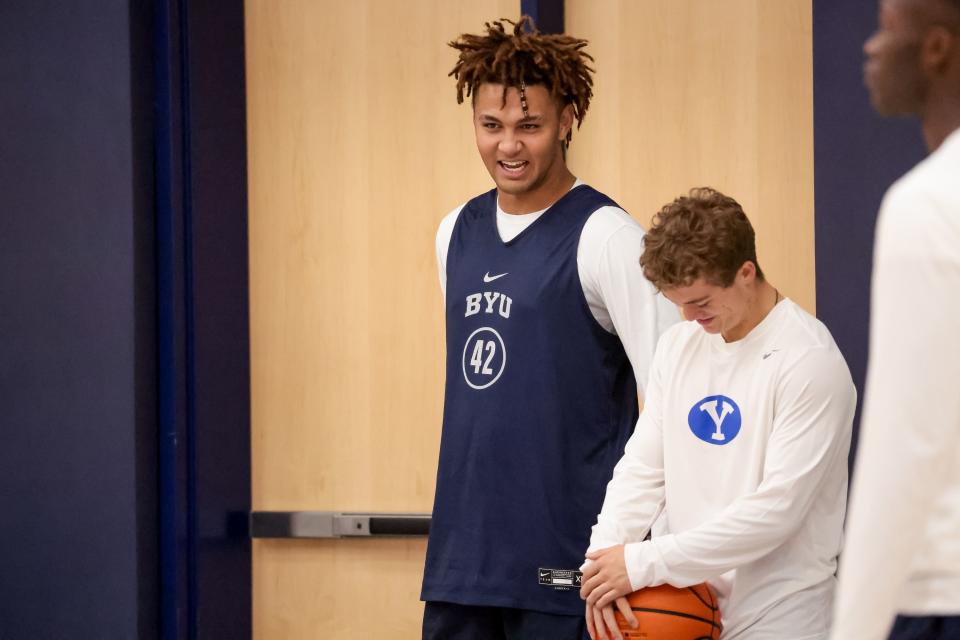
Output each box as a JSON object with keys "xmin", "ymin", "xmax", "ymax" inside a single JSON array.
[{"xmin": 614, "ymin": 583, "xmax": 722, "ymax": 639}]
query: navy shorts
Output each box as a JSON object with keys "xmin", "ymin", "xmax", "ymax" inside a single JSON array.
[
  {"xmin": 422, "ymin": 601, "xmax": 589, "ymax": 640},
  {"xmin": 888, "ymin": 614, "xmax": 960, "ymax": 640}
]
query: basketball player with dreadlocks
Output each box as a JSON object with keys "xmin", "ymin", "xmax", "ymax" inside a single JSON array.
[{"xmin": 419, "ymin": 17, "xmax": 677, "ymax": 640}]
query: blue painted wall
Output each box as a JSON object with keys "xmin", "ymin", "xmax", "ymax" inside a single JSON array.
[
  {"xmin": 0, "ymin": 1, "xmax": 158, "ymax": 637},
  {"xmin": 0, "ymin": 1, "xmax": 249, "ymax": 638},
  {"xmin": 813, "ymin": 0, "xmax": 927, "ymax": 455}
]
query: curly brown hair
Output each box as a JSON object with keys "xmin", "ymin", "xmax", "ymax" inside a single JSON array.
[
  {"xmin": 448, "ymin": 16, "xmax": 594, "ymax": 145},
  {"xmin": 641, "ymin": 187, "xmax": 765, "ymax": 290}
]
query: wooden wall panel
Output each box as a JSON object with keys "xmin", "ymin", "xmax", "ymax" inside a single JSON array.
[{"xmin": 566, "ymin": 0, "xmax": 815, "ymax": 311}]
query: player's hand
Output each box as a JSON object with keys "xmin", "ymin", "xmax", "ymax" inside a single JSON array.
[
  {"xmin": 580, "ymin": 545, "xmax": 632, "ymax": 608},
  {"xmin": 585, "ymin": 598, "xmax": 637, "ymax": 640}
]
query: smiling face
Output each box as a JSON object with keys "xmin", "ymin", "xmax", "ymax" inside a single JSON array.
[
  {"xmin": 663, "ymin": 280, "xmax": 745, "ymax": 337},
  {"xmin": 660, "ymin": 263, "xmax": 760, "ymax": 342},
  {"xmin": 473, "ymin": 82, "xmax": 574, "ymax": 213},
  {"xmin": 864, "ymin": 0, "xmax": 928, "ymax": 115}
]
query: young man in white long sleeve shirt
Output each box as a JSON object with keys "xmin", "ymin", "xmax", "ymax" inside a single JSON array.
[
  {"xmin": 830, "ymin": 1, "xmax": 960, "ymax": 639},
  {"xmin": 580, "ymin": 188, "xmax": 856, "ymax": 640}
]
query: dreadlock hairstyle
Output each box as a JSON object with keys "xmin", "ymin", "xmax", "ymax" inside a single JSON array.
[{"xmin": 448, "ymin": 16, "xmax": 594, "ymax": 146}]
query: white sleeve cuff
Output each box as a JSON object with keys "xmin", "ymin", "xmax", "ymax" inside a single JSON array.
[
  {"xmin": 625, "ymin": 536, "xmax": 682, "ymax": 591},
  {"xmin": 624, "ymin": 542, "xmax": 653, "ymax": 591}
]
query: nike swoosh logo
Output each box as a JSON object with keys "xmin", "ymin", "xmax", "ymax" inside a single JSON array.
[
  {"xmin": 762, "ymin": 349, "xmax": 780, "ymax": 360},
  {"xmin": 483, "ymin": 272, "xmax": 508, "ymax": 283}
]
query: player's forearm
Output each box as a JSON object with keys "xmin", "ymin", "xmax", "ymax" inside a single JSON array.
[
  {"xmin": 589, "ymin": 459, "xmax": 665, "ymax": 551},
  {"xmin": 589, "ymin": 490, "xmax": 663, "ymax": 551},
  {"xmin": 589, "ymin": 412, "xmax": 666, "ymax": 551},
  {"xmin": 624, "ymin": 442, "xmax": 847, "ymax": 589},
  {"xmin": 623, "ymin": 499, "xmax": 812, "ymax": 588}
]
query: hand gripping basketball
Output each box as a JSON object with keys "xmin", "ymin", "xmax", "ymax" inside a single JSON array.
[{"xmin": 614, "ymin": 584, "xmax": 722, "ymax": 640}]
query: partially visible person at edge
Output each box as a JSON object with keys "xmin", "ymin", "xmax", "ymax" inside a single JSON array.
[
  {"xmin": 830, "ymin": 1, "xmax": 960, "ymax": 639},
  {"xmin": 580, "ymin": 188, "xmax": 856, "ymax": 640},
  {"xmin": 420, "ymin": 16, "xmax": 678, "ymax": 640}
]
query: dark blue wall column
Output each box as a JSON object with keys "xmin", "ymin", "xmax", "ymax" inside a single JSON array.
[
  {"xmin": 813, "ymin": 0, "xmax": 926, "ymax": 458},
  {"xmin": 0, "ymin": 1, "xmax": 250, "ymax": 637},
  {"xmin": 521, "ymin": 0, "xmax": 563, "ymax": 33},
  {"xmin": 0, "ymin": 1, "xmax": 157, "ymax": 637},
  {"xmin": 155, "ymin": 0, "xmax": 251, "ymax": 638},
  {"xmin": 182, "ymin": 0, "xmax": 251, "ymax": 637}
]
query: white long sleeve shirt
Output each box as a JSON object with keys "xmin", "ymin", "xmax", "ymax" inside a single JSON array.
[
  {"xmin": 437, "ymin": 180, "xmax": 679, "ymax": 395},
  {"xmin": 830, "ymin": 128, "xmax": 960, "ymax": 640},
  {"xmin": 590, "ymin": 299, "xmax": 856, "ymax": 639}
]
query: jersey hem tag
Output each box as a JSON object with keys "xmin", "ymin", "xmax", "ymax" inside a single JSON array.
[{"xmin": 538, "ymin": 568, "xmax": 583, "ymax": 591}]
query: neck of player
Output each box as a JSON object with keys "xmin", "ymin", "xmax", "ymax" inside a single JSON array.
[
  {"xmin": 920, "ymin": 89, "xmax": 960, "ymax": 152},
  {"xmin": 498, "ymin": 166, "xmax": 577, "ymax": 215},
  {"xmin": 723, "ymin": 280, "xmax": 781, "ymax": 343}
]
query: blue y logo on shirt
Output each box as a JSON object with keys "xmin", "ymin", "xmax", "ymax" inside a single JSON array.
[{"xmin": 688, "ymin": 395, "xmax": 742, "ymax": 445}]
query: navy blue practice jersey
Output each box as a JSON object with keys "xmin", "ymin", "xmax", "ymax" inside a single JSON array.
[{"xmin": 421, "ymin": 185, "xmax": 639, "ymax": 615}]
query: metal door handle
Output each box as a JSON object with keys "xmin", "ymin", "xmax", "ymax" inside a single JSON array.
[{"xmin": 250, "ymin": 511, "xmax": 430, "ymax": 538}]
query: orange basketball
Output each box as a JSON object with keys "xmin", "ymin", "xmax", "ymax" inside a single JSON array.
[{"xmin": 614, "ymin": 583, "xmax": 722, "ymax": 639}]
